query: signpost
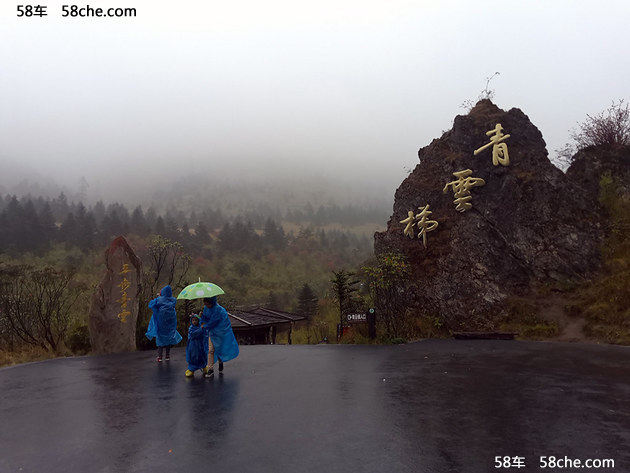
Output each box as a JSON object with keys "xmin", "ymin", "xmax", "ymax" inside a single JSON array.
[
  {"xmin": 341, "ymin": 309, "xmax": 376, "ymax": 340},
  {"xmin": 367, "ymin": 308, "xmax": 376, "ymax": 339},
  {"xmin": 346, "ymin": 313, "xmax": 367, "ymax": 324}
]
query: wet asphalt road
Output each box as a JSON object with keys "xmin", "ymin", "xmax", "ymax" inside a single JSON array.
[{"xmin": 1, "ymin": 340, "xmax": 630, "ymax": 473}]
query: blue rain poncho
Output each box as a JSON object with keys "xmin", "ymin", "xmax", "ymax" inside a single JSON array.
[
  {"xmin": 186, "ymin": 321, "xmax": 210, "ymax": 371},
  {"xmin": 145, "ymin": 285, "xmax": 183, "ymax": 347},
  {"xmin": 201, "ymin": 297, "xmax": 239, "ymax": 363}
]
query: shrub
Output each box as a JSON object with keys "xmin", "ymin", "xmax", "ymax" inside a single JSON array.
[
  {"xmin": 67, "ymin": 325, "xmax": 91, "ymax": 355},
  {"xmin": 557, "ymin": 99, "xmax": 630, "ymax": 165}
]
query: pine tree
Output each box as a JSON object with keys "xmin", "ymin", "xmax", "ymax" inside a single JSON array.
[
  {"xmin": 130, "ymin": 206, "xmax": 151, "ymax": 237},
  {"xmin": 331, "ymin": 270, "xmax": 361, "ymax": 332},
  {"xmin": 3, "ymin": 196, "xmax": 22, "ymax": 253},
  {"xmin": 92, "ymin": 201, "xmax": 106, "ymax": 225},
  {"xmin": 51, "ymin": 192, "xmax": 70, "ymax": 221},
  {"xmin": 218, "ymin": 222, "xmax": 234, "ymax": 251},
  {"xmin": 263, "ymin": 218, "xmax": 286, "ymax": 250},
  {"xmin": 145, "ymin": 207, "xmax": 158, "ymax": 229},
  {"xmin": 75, "ymin": 203, "xmax": 97, "ymax": 251},
  {"xmin": 39, "ymin": 202, "xmax": 57, "ymax": 246},
  {"xmin": 154, "ymin": 216, "xmax": 166, "ymax": 237},
  {"xmin": 195, "ymin": 221, "xmax": 211, "ymax": 245},
  {"xmin": 297, "ymin": 283, "xmax": 318, "ymax": 319},
  {"xmin": 60, "ymin": 212, "xmax": 79, "ymax": 248},
  {"xmin": 267, "ymin": 291, "xmax": 281, "ymax": 309},
  {"xmin": 164, "ymin": 217, "xmax": 181, "ymax": 242},
  {"xmin": 22, "ymin": 199, "xmax": 44, "ymax": 252}
]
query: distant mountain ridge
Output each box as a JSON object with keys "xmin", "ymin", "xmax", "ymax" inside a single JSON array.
[{"xmin": 0, "ymin": 165, "xmax": 394, "ymax": 222}]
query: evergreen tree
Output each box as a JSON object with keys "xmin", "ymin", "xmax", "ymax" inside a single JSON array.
[
  {"xmin": 297, "ymin": 283, "xmax": 319, "ymax": 319},
  {"xmin": 106, "ymin": 202, "xmax": 130, "ymax": 228},
  {"xmin": 180, "ymin": 223, "xmax": 192, "ymax": 247},
  {"xmin": 314, "ymin": 205, "xmax": 327, "ymax": 225},
  {"xmin": 194, "ymin": 221, "xmax": 211, "ymax": 245},
  {"xmin": 92, "ymin": 200, "xmax": 106, "ymax": 225},
  {"xmin": 317, "ymin": 229, "xmax": 329, "ymax": 248},
  {"xmin": 267, "ymin": 291, "xmax": 281, "ymax": 309},
  {"xmin": 51, "ymin": 192, "xmax": 70, "ymax": 221},
  {"xmin": 189, "ymin": 210, "xmax": 199, "ymax": 227},
  {"xmin": 0, "ymin": 211, "xmax": 8, "ymax": 250},
  {"xmin": 130, "ymin": 206, "xmax": 151, "ymax": 237},
  {"xmin": 218, "ymin": 222, "xmax": 235, "ymax": 251},
  {"xmin": 262, "ymin": 217, "xmax": 286, "ymax": 250},
  {"xmin": 60, "ymin": 212, "xmax": 79, "ymax": 248},
  {"xmin": 154, "ymin": 216, "xmax": 166, "ymax": 237},
  {"xmin": 75, "ymin": 203, "xmax": 97, "ymax": 251},
  {"xmin": 2, "ymin": 196, "xmax": 22, "ymax": 253},
  {"xmin": 164, "ymin": 217, "xmax": 181, "ymax": 242},
  {"xmin": 100, "ymin": 209, "xmax": 127, "ymax": 242},
  {"xmin": 331, "ymin": 270, "xmax": 361, "ymax": 333},
  {"xmin": 36, "ymin": 199, "xmax": 57, "ymax": 249},
  {"xmin": 145, "ymin": 206, "xmax": 158, "ymax": 229},
  {"xmin": 22, "ymin": 199, "xmax": 44, "ymax": 252},
  {"xmin": 201, "ymin": 207, "xmax": 225, "ymax": 230},
  {"xmin": 304, "ymin": 202, "xmax": 314, "ymax": 221}
]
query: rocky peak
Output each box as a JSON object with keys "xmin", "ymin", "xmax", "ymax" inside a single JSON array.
[{"xmin": 375, "ymin": 100, "xmax": 603, "ymax": 330}]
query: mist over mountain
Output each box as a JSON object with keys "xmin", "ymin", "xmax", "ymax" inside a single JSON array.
[{"xmin": 0, "ymin": 158, "xmax": 398, "ymax": 223}]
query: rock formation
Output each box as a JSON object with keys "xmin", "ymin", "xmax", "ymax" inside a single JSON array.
[
  {"xmin": 566, "ymin": 145, "xmax": 630, "ymax": 198},
  {"xmin": 89, "ymin": 236, "xmax": 142, "ymax": 353},
  {"xmin": 374, "ymin": 100, "xmax": 603, "ymax": 330}
]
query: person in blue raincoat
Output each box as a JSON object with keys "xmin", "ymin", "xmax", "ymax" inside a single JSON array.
[
  {"xmin": 201, "ymin": 296, "xmax": 239, "ymax": 377},
  {"xmin": 185, "ymin": 313, "xmax": 210, "ymax": 377},
  {"xmin": 145, "ymin": 285, "xmax": 182, "ymax": 362}
]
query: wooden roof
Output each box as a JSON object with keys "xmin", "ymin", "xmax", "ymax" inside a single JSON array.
[{"xmin": 228, "ymin": 307, "xmax": 306, "ymax": 329}]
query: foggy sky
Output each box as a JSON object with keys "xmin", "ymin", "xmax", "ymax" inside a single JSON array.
[{"xmin": 1, "ymin": 0, "xmax": 629, "ymax": 203}]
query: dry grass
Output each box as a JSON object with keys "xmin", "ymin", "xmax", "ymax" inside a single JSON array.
[{"xmin": 0, "ymin": 346, "xmax": 57, "ymax": 368}]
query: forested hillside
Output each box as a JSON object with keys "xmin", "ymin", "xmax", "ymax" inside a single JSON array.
[{"xmin": 0, "ymin": 189, "xmax": 386, "ymax": 363}]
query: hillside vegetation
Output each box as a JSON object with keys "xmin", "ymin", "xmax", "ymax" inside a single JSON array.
[{"xmin": 0, "ymin": 190, "xmax": 385, "ymax": 364}]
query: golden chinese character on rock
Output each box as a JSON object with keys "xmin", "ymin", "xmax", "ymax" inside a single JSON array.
[
  {"xmin": 118, "ymin": 277, "xmax": 131, "ymax": 293},
  {"xmin": 443, "ymin": 169, "xmax": 486, "ymax": 212},
  {"xmin": 416, "ymin": 205, "xmax": 439, "ymax": 248},
  {"xmin": 117, "ymin": 291, "xmax": 129, "ymax": 308},
  {"xmin": 117, "ymin": 263, "xmax": 132, "ymax": 323},
  {"xmin": 400, "ymin": 204, "xmax": 439, "ymax": 248},
  {"xmin": 400, "ymin": 210, "xmax": 416, "ymax": 238},
  {"xmin": 118, "ymin": 310, "xmax": 131, "ymax": 323},
  {"xmin": 473, "ymin": 123, "xmax": 510, "ymax": 166}
]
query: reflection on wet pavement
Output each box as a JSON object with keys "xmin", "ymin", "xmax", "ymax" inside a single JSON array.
[{"xmin": 1, "ymin": 341, "xmax": 630, "ymax": 473}]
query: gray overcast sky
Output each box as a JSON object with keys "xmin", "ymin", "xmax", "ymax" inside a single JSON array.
[{"xmin": 1, "ymin": 0, "xmax": 629, "ymax": 200}]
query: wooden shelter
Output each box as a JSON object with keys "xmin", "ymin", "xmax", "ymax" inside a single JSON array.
[{"xmin": 228, "ymin": 307, "xmax": 306, "ymax": 345}]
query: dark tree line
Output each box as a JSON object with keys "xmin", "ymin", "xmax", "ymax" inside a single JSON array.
[
  {"xmin": 0, "ymin": 193, "xmax": 373, "ymax": 257},
  {"xmin": 0, "ymin": 194, "xmax": 227, "ymax": 255}
]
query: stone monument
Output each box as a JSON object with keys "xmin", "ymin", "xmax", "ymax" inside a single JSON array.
[
  {"xmin": 374, "ymin": 100, "xmax": 603, "ymax": 330},
  {"xmin": 89, "ymin": 236, "xmax": 142, "ymax": 353}
]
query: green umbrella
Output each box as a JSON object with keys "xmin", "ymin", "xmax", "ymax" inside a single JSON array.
[{"xmin": 177, "ymin": 281, "xmax": 225, "ymax": 300}]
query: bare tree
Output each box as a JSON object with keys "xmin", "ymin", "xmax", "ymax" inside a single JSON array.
[
  {"xmin": 461, "ymin": 72, "xmax": 501, "ymax": 112},
  {"xmin": 0, "ymin": 265, "xmax": 41, "ymax": 349},
  {"xmin": 556, "ymin": 99, "xmax": 630, "ymax": 165},
  {"xmin": 144, "ymin": 235, "xmax": 192, "ymax": 296},
  {"xmin": 0, "ymin": 264, "xmax": 85, "ymax": 352},
  {"xmin": 136, "ymin": 235, "xmax": 191, "ymax": 349}
]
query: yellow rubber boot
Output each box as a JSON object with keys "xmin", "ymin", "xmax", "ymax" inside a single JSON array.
[{"xmin": 185, "ymin": 369, "xmax": 194, "ymax": 377}]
